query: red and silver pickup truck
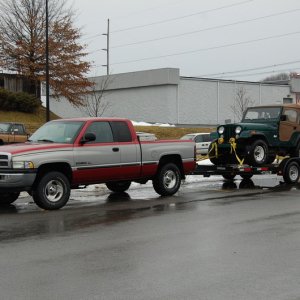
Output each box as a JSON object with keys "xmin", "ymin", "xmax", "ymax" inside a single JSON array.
[{"xmin": 0, "ymin": 118, "xmax": 196, "ymax": 210}]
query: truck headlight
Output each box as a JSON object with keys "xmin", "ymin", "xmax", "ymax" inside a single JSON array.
[
  {"xmin": 12, "ymin": 161, "xmax": 35, "ymax": 169},
  {"xmin": 218, "ymin": 126, "xmax": 225, "ymax": 134},
  {"xmin": 235, "ymin": 126, "xmax": 242, "ymax": 134}
]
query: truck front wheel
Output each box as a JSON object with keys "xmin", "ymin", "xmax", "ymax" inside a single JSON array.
[
  {"xmin": 106, "ymin": 181, "xmax": 131, "ymax": 193},
  {"xmin": 0, "ymin": 192, "xmax": 20, "ymax": 206},
  {"xmin": 32, "ymin": 171, "xmax": 70, "ymax": 210},
  {"xmin": 153, "ymin": 163, "xmax": 181, "ymax": 196}
]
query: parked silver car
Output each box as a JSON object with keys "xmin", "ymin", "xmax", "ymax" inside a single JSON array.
[{"xmin": 180, "ymin": 133, "xmax": 212, "ymax": 155}]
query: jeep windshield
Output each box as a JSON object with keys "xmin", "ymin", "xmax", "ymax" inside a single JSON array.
[
  {"xmin": 242, "ymin": 107, "xmax": 281, "ymax": 122},
  {"xmin": 28, "ymin": 121, "xmax": 84, "ymax": 144}
]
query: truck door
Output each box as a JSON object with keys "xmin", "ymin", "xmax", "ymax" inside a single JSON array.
[
  {"xmin": 110, "ymin": 121, "xmax": 141, "ymax": 179},
  {"xmin": 279, "ymin": 108, "xmax": 298, "ymax": 141},
  {"xmin": 73, "ymin": 121, "xmax": 121, "ymax": 183}
]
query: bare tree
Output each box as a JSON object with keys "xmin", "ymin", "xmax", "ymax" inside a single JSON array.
[
  {"xmin": 231, "ymin": 86, "xmax": 254, "ymax": 121},
  {"xmin": 81, "ymin": 75, "xmax": 113, "ymax": 117},
  {"xmin": 0, "ymin": 0, "xmax": 92, "ymax": 106}
]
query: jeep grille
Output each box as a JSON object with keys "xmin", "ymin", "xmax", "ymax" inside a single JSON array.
[{"xmin": 223, "ymin": 125, "xmax": 236, "ymax": 142}]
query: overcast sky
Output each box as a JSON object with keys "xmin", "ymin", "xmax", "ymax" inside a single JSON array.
[{"xmin": 70, "ymin": 0, "xmax": 300, "ymax": 81}]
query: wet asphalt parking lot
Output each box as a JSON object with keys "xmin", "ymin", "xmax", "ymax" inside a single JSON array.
[{"xmin": 1, "ymin": 174, "xmax": 300, "ymax": 300}]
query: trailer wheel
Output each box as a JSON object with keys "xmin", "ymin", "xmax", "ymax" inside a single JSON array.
[
  {"xmin": 106, "ymin": 181, "xmax": 131, "ymax": 193},
  {"xmin": 32, "ymin": 171, "xmax": 70, "ymax": 210},
  {"xmin": 240, "ymin": 174, "xmax": 253, "ymax": 179},
  {"xmin": 283, "ymin": 161, "xmax": 300, "ymax": 184},
  {"xmin": 222, "ymin": 174, "xmax": 236, "ymax": 180},
  {"xmin": 0, "ymin": 192, "xmax": 20, "ymax": 206},
  {"xmin": 153, "ymin": 163, "xmax": 181, "ymax": 196}
]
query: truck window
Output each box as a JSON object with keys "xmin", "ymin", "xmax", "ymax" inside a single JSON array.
[
  {"xmin": 110, "ymin": 121, "xmax": 132, "ymax": 142},
  {"xmin": 14, "ymin": 124, "xmax": 25, "ymax": 134},
  {"xmin": 86, "ymin": 121, "xmax": 114, "ymax": 143}
]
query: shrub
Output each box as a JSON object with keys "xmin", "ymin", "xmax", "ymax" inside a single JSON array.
[{"xmin": 0, "ymin": 88, "xmax": 40, "ymax": 113}]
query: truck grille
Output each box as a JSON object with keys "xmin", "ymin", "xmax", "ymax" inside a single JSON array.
[
  {"xmin": 0, "ymin": 153, "xmax": 11, "ymax": 168},
  {"xmin": 223, "ymin": 125, "xmax": 236, "ymax": 142}
]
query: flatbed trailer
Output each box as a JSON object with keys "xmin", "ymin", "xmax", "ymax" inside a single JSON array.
[{"xmin": 192, "ymin": 157, "xmax": 300, "ymax": 184}]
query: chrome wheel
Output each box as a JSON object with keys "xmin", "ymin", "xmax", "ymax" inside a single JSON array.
[
  {"xmin": 44, "ymin": 179, "xmax": 64, "ymax": 203},
  {"xmin": 254, "ymin": 145, "xmax": 265, "ymax": 163},
  {"xmin": 163, "ymin": 170, "xmax": 177, "ymax": 189},
  {"xmin": 288, "ymin": 164, "xmax": 299, "ymax": 182}
]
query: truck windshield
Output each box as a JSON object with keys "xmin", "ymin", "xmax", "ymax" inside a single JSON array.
[
  {"xmin": 29, "ymin": 121, "xmax": 84, "ymax": 144},
  {"xmin": 242, "ymin": 107, "xmax": 281, "ymax": 122}
]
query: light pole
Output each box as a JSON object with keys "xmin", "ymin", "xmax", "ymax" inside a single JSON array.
[
  {"xmin": 102, "ymin": 19, "xmax": 110, "ymax": 75},
  {"xmin": 45, "ymin": 0, "xmax": 50, "ymax": 122}
]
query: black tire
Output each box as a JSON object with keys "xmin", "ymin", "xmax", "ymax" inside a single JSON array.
[
  {"xmin": 283, "ymin": 161, "xmax": 300, "ymax": 184},
  {"xmin": 239, "ymin": 179, "xmax": 255, "ymax": 189},
  {"xmin": 106, "ymin": 181, "xmax": 131, "ymax": 193},
  {"xmin": 208, "ymin": 143, "xmax": 226, "ymax": 165},
  {"xmin": 291, "ymin": 143, "xmax": 300, "ymax": 158},
  {"xmin": 246, "ymin": 139, "xmax": 268, "ymax": 166},
  {"xmin": 152, "ymin": 163, "xmax": 181, "ymax": 196},
  {"xmin": 222, "ymin": 174, "xmax": 236, "ymax": 180},
  {"xmin": 32, "ymin": 171, "xmax": 70, "ymax": 210},
  {"xmin": 0, "ymin": 192, "xmax": 20, "ymax": 206},
  {"xmin": 240, "ymin": 173, "xmax": 253, "ymax": 179}
]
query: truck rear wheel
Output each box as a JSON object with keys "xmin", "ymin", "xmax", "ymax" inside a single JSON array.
[
  {"xmin": 0, "ymin": 192, "xmax": 20, "ymax": 206},
  {"xmin": 153, "ymin": 163, "xmax": 181, "ymax": 196},
  {"xmin": 32, "ymin": 171, "xmax": 70, "ymax": 210},
  {"xmin": 106, "ymin": 181, "xmax": 131, "ymax": 193}
]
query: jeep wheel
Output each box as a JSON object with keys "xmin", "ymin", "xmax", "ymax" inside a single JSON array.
[
  {"xmin": 153, "ymin": 163, "xmax": 181, "ymax": 196},
  {"xmin": 106, "ymin": 181, "xmax": 131, "ymax": 193},
  {"xmin": 0, "ymin": 192, "xmax": 20, "ymax": 206},
  {"xmin": 32, "ymin": 172, "xmax": 70, "ymax": 210},
  {"xmin": 208, "ymin": 143, "xmax": 227, "ymax": 165},
  {"xmin": 246, "ymin": 139, "xmax": 268, "ymax": 166}
]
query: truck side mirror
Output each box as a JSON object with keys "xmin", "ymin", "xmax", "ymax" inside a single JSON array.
[
  {"xmin": 280, "ymin": 115, "xmax": 287, "ymax": 121},
  {"xmin": 81, "ymin": 132, "xmax": 96, "ymax": 144}
]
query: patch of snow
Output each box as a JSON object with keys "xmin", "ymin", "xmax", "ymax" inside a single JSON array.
[{"xmin": 131, "ymin": 120, "xmax": 175, "ymax": 127}]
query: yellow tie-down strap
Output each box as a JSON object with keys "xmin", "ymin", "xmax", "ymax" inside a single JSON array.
[
  {"xmin": 229, "ymin": 138, "xmax": 244, "ymax": 166},
  {"xmin": 197, "ymin": 142, "xmax": 219, "ymax": 161}
]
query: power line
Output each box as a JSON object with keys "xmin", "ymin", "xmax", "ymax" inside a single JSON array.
[
  {"xmin": 216, "ymin": 66, "xmax": 300, "ymax": 79},
  {"xmin": 109, "ymin": 8, "xmax": 300, "ymax": 49},
  {"xmin": 111, "ymin": 0, "xmax": 254, "ymax": 33},
  {"xmin": 84, "ymin": 0, "xmax": 254, "ymax": 41},
  {"xmin": 110, "ymin": 30, "xmax": 300, "ymax": 65},
  {"xmin": 199, "ymin": 60, "xmax": 300, "ymax": 77}
]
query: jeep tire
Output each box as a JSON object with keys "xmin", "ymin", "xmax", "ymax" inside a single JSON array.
[
  {"xmin": 32, "ymin": 171, "xmax": 70, "ymax": 210},
  {"xmin": 246, "ymin": 139, "xmax": 268, "ymax": 166}
]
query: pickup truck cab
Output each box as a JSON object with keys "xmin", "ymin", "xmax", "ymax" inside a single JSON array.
[
  {"xmin": 0, "ymin": 122, "xmax": 28, "ymax": 145},
  {"xmin": 0, "ymin": 118, "xmax": 195, "ymax": 210}
]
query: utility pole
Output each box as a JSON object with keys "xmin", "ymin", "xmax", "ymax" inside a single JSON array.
[
  {"xmin": 102, "ymin": 19, "xmax": 110, "ymax": 75},
  {"xmin": 45, "ymin": 0, "xmax": 50, "ymax": 122}
]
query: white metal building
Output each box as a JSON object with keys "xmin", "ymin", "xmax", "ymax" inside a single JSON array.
[{"xmin": 49, "ymin": 68, "xmax": 300, "ymax": 127}]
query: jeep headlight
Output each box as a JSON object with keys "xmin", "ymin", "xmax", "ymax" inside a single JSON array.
[
  {"xmin": 12, "ymin": 161, "xmax": 35, "ymax": 169},
  {"xmin": 235, "ymin": 126, "xmax": 242, "ymax": 134},
  {"xmin": 218, "ymin": 126, "xmax": 225, "ymax": 135}
]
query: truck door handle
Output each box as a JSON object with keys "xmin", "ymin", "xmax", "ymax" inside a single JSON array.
[{"xmin": 112, "ymin": 147, "xmax": 119, "ymax": 152}]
